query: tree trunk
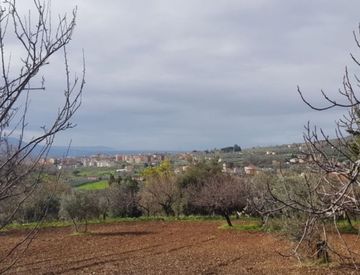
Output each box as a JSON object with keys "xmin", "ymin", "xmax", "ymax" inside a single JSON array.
[
  {"xmin": 261, "ymin": 214, "xmax": 269, "ymax": 227},
  {"xmin": 72, "ymin": 218, "xmax": 79, "ymax": 232},
  {"xmin": 316, "ymin": 240, "xmax": 330, "ymax": 263},
  {"xmin": 162, "ymin": 204, "xmax": 175, "ymax": 216},
  {"xmin": 224, "ymin": 213, "xmax": 232, "ymax": 227}
]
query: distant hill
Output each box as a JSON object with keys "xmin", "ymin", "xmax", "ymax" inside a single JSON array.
[
  {"xmin": 1, "ymin": 138, "xmax": 119, "ymax": 157},
  {"xmin": 46, "ymin": 146, "xmax": 182, "ymax": 157},
  {"xmin": 48, "ymin": 145, "xmax": 119, "ymax": 157}
]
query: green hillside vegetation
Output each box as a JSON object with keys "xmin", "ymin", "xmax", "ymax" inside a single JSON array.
[{"xmin": 212, "ymin": 140, "xmax": 346, "ymax": 168}]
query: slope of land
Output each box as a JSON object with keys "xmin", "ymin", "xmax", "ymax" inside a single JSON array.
[{"xmin": 0, "ymin": 221, "xmax": 354, "ymax": 274}]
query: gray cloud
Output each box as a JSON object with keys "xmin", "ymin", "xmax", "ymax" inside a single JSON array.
[{"xmin": 11, "ymin": 0, "xmax": 360, "ymax": 150}]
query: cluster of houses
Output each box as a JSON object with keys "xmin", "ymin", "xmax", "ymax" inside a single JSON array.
[
  {"xmin": 288, "ymin": 154, "xmax": 308, "ymax": 164},
  {"xmin": 220, "ymin": 153, "xmax": 311, "ymax": 176},
  {"xmin": 39, "ymin": 153, "xmax": 168, "ymax": 170},
  {"xmin": 38, "ymin": 148, "xmax": 312, "ymax": 178},
  {"xmin": 115, "ymin": 154, "xmax": 166, "ymax": 165}
]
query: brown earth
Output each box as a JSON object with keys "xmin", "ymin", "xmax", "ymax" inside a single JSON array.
[{"xmin": 0, "ymin": 221, "xmax": 356, "ymax": 274}]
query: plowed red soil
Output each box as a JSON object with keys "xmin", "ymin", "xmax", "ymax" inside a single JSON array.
[{"xmin": 0, "ymin": 221, "xmax": 356, "ymax": 274}]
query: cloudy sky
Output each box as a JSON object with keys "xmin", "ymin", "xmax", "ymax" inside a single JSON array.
[{"xmin": 9, "ymin": 0, "xmax": 360, "ymax": 151}]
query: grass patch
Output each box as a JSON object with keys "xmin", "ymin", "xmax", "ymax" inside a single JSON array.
[
  {"xmin": 335, "ymin": 220, "xmax": 359, "ymax": 234},
  {"xmin": 3, "ymin": 220, "xmax": 73, "ymax": 231},
  {"xmin": 2, "ymin": 215, "xmax": 227, "ymax": 232},
  {"xmin": 262, "ymin": 218, "xmax": 360, "ymax": 235},
  {"xmin": 2, "ymin": 216, "xmax": 267, "ymax": 233},
  {"xmin": 219, "ymin": 218, "xmax": 262, "ymax": 232},
  {"xmin": 103, "ymin": 215, "xmax": 226, "ymax": 223},
  {"xmin": 76, "ymin": 180, "xmax": 109, "ymax": 190}
]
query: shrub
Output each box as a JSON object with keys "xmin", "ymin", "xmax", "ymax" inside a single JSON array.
[
  {"xmin": 60, "ymin": 191, "xmax": 101, "ymax": 232},
  {"xmin": 108, "ymin": 177, "xmax": 142, "ymax": 217}
]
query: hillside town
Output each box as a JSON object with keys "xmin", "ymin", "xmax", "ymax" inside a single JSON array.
[{"xmin": 38, "ymin": 143, "xmax": 319, "ymax": 178}]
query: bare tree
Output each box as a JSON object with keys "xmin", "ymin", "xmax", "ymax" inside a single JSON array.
[
  {"xmin": 268, "ymin": 25, "xmax": 360, "ymax": 267},
  {"xmin": 0, "ymin": 0, "xmax": 84, "ymax": 272},
  {"xmin": 139, "ymin": 174, "xmax": 180, "ymax": 217},
  {"xmin": 191, "ymin": 174, "xmax": 248, "ymax": 227}
]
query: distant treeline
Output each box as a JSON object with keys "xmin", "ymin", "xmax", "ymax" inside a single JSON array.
[{"xmin": 220, "ymin": 144, "xmax": 242, "ymax": 153}]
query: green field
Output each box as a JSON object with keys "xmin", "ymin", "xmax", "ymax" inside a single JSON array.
[
  {"xmin": 76, "ymin": 180, "xmax": 109, "ymax": 190},
  {"xmin": 73, "ymin": 167, "xmax": 115, "ymax": 178}
]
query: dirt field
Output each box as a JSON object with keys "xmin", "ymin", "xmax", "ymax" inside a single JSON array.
[{"xmin": 0, "ymin": 221, "xmax": 355, "ymax": 274}]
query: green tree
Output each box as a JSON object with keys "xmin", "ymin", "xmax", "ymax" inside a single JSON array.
[
  {"xmin": 61, "ymin": 191, "xmax": 101, "ymax": 233},
  {"xmin": 141, "ymin": 160, "xmax": 173, "ymax": 178},
  {"xmin": 179, "ymin": 159, "xmax": 222, "ymax": 188}
]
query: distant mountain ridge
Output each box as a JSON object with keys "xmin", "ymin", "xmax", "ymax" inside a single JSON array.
[
  {"xmin": 3, "ymin": 138, "xmax": 183, "ymax": 157},
  {"xmin": 47, "ymin": 146, "xmax": 181, "ymax": 157},
  {"xmin": 48, "ymin": 145, "xmax": 118, "ymax": 157},
  {"xmin": 3, "ymin": 138, "xmax": 133, "ymax": 157}
]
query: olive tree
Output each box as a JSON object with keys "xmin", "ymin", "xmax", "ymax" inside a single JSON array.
[
  {"xmin": 108, "ymin": 176, "xmax": 142, "ymax": 218},
  {"xmin": 60, "ymin": 191, "xmax": 101, "ymax": 233},
  {"xmin": 245, "ymin": 173, "xmax": 286, "ymax": 226}
]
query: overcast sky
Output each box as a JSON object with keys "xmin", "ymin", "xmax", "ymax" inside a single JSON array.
[{"xmin": 10, "ymin": 0, "xmax": 360, "ymax": 151}]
